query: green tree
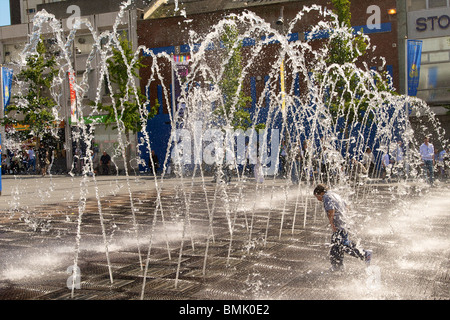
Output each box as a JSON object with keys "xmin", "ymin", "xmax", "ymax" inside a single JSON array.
[
  {"xmin": 215, "ymin": 25, "xmax": 263, "ymax": 131},
  {"xmin": 322, "ymin": 0, "xmax": 394, "ymax": 132},
  {"xmin": 4, "ymin": 38, "xmax": 58, "ymax": 140},
  {"xmin": 94, "ymin": 34, "xmax": 157, "ymax": 168},
  {"xmin": 327, "ymin": 0, "xmax": 367, "ymax": 66}
]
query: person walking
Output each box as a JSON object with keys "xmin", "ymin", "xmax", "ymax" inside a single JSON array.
[
  {"xmin": 100, "ymin": 151, "xmax": 111, "ymax": 175},
  {"xmin": 362, "ymin": 147, "xmax": 375, "ymax": 177},
  {"xmin": 381, "ymin": 152, "xmax": 393, "ymax": 181},
  {"xmin": 27, "ymin": 146, "xmax": 36, "ymax": 173},
  {"xmin": 393, "ymin": 140, "xmax": 405, "ymax": 179},
  {"xmin": 38, "ymin": 146, "xmax": 50, "ymax": 177},
  {"xmin": 437, "ymin": 148, "xmax": 448, "ymax": 179},
  {"xmin": 419, "ymin": 137, "xmax": 435, "ymax": 185},
  {"xmin": 313, "ymin": 184, "xmax": 372, "ymax": 272}
]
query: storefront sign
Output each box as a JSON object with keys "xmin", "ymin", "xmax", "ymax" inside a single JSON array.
[{"xmin": 408, "ymin": 7, "xmax": 450, "ymax": 39}]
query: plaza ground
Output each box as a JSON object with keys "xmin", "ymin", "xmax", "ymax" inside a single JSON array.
[{"xmin": 0, "ymin": 174, "xmax": 448, "ymax": 301}]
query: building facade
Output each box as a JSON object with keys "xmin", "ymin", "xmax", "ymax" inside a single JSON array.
[
  {"xmin": 136, "ymin": 0, "xmax": 404, "ymax": 171},
  {"xmin": 9, "ymin": 0, "xmax": 148, "ymax": 25},
  {"xmin": 2, "ymin": 1, "xmax": 143, "ymax": 172},
  {"xmin": 2, "ymin": 0, "xmax": 449, "ymax": 174},
  {"xmin": 406, "ymin": 1, "xmax": 450, "ymax": 110}
]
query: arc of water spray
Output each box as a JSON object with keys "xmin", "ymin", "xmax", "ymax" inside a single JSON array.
[
  {"xmin": 28, "ymin": 11, "xmax": 118, "ymax": 294},
  {"xmin": 12, "ymin": 2, "xmax": 449, "ymax": 301}
]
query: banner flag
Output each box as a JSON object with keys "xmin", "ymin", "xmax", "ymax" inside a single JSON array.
[
  {"xmin": 173, "ymin": 55, "xmax": 190, "ymax": 65},
  {"xmin": 172, "ymin": 55, "xmax": 190, "ymax": 120},
  {"xmin": 407, "ymin": 39, "xmax": 423, "ymax": 97},
  {"xmin": 68, "ymin": 71, "xmax": 77, "ymax": 124},
  {"xmin": 2, "ymin": 67, "xmax": 13, "ymax": 111}
]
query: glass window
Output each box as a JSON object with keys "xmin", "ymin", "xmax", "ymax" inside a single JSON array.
[
  {"xmin": 429, "ymin": 0, "xmax": 448, "ymax": 9},
  {"xmin": 421, "ymin": 37, "xmax": 450, "ymax": 52},
  {"xmin": 407, "ymin": 0, "xmax": 427, "ymax": 11},
  {"xmin": 76, "ymin": 73, "xmax": 83, "ymax": 86},
  {"xmin": 417, "ymin": 61, "xmax": 450, "ymax": 102},
  {"xmin": 419, "ymin": 62, "xmax": 450, "ymax": 89},
  {"xmin": 406, "ymin": 0, "xmax": 450, "ymax": 11},
  {"xmin": 428, "ymin": 51, "xmax": 450, "ymax": 62},
  {"xmin": 100, "ymin": 30, "xmax": 128, "ymax": 50},
  {"xmin": 75, "ymin": 34, "xmax": 94, "ymax": 55},
  {"xmin": 93, "ymin": 125, "xmax": 137, "ymax": 165},
  {"xmin": 417, "ymin": 87, "xmax": 450, "ymax": 102},
  {"xmin": 418, "ymin": 36, "xmax": 450, "ymax": 103},
  {"xmin": 3, "ymin": 43, "xmax": 25, "ymax": 63}
]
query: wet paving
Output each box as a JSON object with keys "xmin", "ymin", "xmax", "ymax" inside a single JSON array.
[{"xmin": 0, "ymin": 176, "xmax": 449, "ymax": 300}]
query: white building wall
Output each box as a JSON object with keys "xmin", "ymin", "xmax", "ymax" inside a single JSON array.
[{"xmin": 1, "ymin": 8, "xmax": 140, "ymax": 173}]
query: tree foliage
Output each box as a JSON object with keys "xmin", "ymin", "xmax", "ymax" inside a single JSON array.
[
  {"xmin": 215, "ymin": 25, "xmax": 263, "ymax": 131},
  {"xmin": 323, "ymin": 0, "xmax": 395, "ymax": 130},
  {"xmin": 327, "ymin": 0, "xmax": 367, "ymax": 65},
  {"xmin": 96, "ymin": 34, "xmax": 156, "ymax": 135},
  {"xmin": 5, "ymin": 38, "xmax": 58, "ymax": 138}
]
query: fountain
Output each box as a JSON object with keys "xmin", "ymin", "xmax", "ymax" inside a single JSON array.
[{"xmin": 0, "ymin": 0, "xmax": 448, "ymax": 301}]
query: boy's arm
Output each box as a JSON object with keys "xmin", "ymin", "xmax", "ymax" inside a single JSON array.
[{"xmin": 327, "ymin": 209, "xmax": 337, "ymax": 232}]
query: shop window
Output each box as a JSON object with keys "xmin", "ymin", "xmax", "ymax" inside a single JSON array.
[
  {"xmin": 409, "ymin": 0, "xmax": 450, "ymax": 11},
  {"xmin": 428, "ymin": 51, "xmax": 450, "ymax": 62},
  {"xmin": 429, "ymin": 0, "xmax": 448, "ymax": 9},
  {"xmin": 419, "ymin": 62, "xmax": 450, "ymax": 88},
  {"xmin": 76, "ymin": 72, "xmax": 90, "ymax": 98},
  {"xmin": 417, "ymin": 61, "xmax": 450, "ymax": 102},
  {"xmin": 407, "ymin": 0, "xmax": 427, "ymax": 11},
  {"xmin": 3, "ymin": 43, "xmax": 24, "ymax": 64},
  {"xmin": 75, "ymin": 34, "xmax": 94, "ymax": 55},
  {"xmin": 99, "ymin": 30, "xmax": 128, "ymax": 50},
  {"xmin": 422, "ymin": 37, "xmax": 450, "ymax": 52},
  {"xmin": 417, "ymin": 36, "xmax": 450, "ymax": 103}
]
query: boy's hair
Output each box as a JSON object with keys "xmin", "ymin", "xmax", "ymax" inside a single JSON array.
[{"xmin": 313, "ymin": 184, "xmax": 328, "ymax": 195}]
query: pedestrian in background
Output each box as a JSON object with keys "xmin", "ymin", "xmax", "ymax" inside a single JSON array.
[
  {"xmin": 362, "ymin": 147, "xmax": 375, "ymax": 177},
  {"xmin": 100, "ymin": 151, "xmax": 111, "ymax": 175},
  {"xmin": 393, "ymin": 140, "xmax": 405, "ymax": 179},
  {"xmin": 381, "ymin": 151, "xmax": 393, "ymax": 181},
  {"xmin": 39, "ymin": 146, "xmax": 50, "ymax": 177},
  {"xmin": 27, "ymin": 146, "xmax": 36, "ymax": 173},
  {"xmin": 437, "ymin": 147, "xmax": 448, "ymax": 180},
  {"xmin": 419, "ymin": 137, "xmax": 435, "ymax": 185}
]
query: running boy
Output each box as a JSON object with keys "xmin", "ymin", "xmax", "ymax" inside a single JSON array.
[{"xmin": 313, "ymin": 184, "xmax": 372, "ymax": 271}]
